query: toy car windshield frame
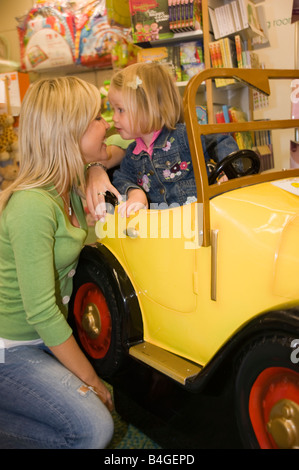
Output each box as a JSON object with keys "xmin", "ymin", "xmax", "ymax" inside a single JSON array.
[{"xmin": 183, "ymin": 68, "xmax": 299, "ymax": 247}]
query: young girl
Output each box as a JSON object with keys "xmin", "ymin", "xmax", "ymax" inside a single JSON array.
[{"xmin": 108, "ymin": 62, "xmax": 239, "ymax": 217}]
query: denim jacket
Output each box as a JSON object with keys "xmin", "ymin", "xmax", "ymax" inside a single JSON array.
[{"xmin": 113, "ymin": 123, "xmax": 238, "ymax": 206}]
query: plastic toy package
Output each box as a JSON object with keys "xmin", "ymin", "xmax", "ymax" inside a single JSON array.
[
  {"xmin": 17, "ymin": 1, "xmax": 76, "ymax": 71},
  {"xmin": 75, "ymin": 0, "xmax": 138, "ymax": 69},
  {"xmin": 17, "ymin": 0, "xmax": 138, "ymax": 71}
]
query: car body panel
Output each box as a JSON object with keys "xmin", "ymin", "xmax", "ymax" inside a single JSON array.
[{"xmin": 95, "ymin": 178, "xmax": 299, "ymax": 366}]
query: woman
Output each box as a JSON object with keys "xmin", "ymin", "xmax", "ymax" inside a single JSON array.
[{"xmin": 0, "ymin": 76, "xmax": 115, "ymax": 449}]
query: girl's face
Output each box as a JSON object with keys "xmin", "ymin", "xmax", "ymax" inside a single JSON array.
[
  {"xmin": 108, "ymin": 86, "xmax": 137, "ymax": 141},
  {"xmin": 80, "ymin": 112, "xmax": 110, "ymax": 164}
]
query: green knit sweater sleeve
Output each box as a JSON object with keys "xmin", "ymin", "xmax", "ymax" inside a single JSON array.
[{"xmin": 0, "ymin": 189, "xmax": 84, "ymax": 346}]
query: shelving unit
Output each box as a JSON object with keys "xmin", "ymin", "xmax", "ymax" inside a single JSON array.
[
  {"xmin": 203, "ymin": 0, "xmax": 268, "ymax": 123},
  {"xmin": 133, "ymin": 0, "xmax": 268, "ymax": 126}
]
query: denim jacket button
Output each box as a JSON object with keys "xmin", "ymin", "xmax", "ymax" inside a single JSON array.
[
  {"xmin": 166, "ymin": 161, "xmax": 171, "ymax": 167},
  {"xmin": 149, "ymin": 170, "xmax": 154, "ymax": 175},
  {"xmin": 160, "ymin": 188, "xmax": 165, "ymax": 194}
]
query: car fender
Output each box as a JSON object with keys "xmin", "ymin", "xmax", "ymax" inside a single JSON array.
[
  {"xmin": 185, "ymin": 308, "xmax": 299, "ymax": 392},
  {"xmin": 76, "ymin": 244, "xmax": 143, "ymax": 349}
]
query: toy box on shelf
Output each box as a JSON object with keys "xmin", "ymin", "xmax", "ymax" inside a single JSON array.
[
  {"xmin": 129, "ymin": 0, "xmax": 203, "ymax": 44},
  {"xmin": 17, "ymin": 1, "xmax": 138, "ymax": 72},
  {"xmin": 17, "ymin": 2, "xmax": 76, "ymax": 71},
  {"xmin": 75, "ymin": 0, "xmax": 134, "ymax": 68}
]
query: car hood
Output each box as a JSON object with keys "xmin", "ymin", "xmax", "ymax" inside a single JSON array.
[{"xmin": 210, "ymin": 178, "xmax": 299, "ymax": 301}]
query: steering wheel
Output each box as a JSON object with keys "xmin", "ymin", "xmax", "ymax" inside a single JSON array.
[{"xmin": 208, "ymin": 149, "xmax": 261, "ymax": 185}]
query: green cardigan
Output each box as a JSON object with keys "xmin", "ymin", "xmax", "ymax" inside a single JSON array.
[{"xmin": 0, "ymin": 187, "xmax": 87, "ymax": 347}]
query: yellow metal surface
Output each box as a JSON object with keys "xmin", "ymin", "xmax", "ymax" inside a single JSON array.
[
  {"xmin": 96, "ymin": 179, "xmax": 299, "ymax": 368},
  {"xmin": 96, "ymin": 203, "xmax": 200, "ymax": 314},
  {"xmin": 183, "ymin": 68, "xmax": 299, "ymax": 246}
]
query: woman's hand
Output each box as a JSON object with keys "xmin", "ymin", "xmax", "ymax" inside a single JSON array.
[
  {"xmin": 118, "ymin": 188, "xmax": 148, "ymax": 218},
  {"xmin": 50, "ymin": 335, "xmax": 114, "ymax": 412},
  {"xmin": 88, "ymin": 377, "xmax": 114, "ymax": 412},
  {"xmin": 85, "ymin": 166, "xmax": 122, "ymax": 221}
]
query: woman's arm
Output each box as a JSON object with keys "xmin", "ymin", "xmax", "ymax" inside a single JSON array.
[
  {"xmin": 85, "ymin": 165, "xmax": 122, "ymax": 221},
  {"xmin": 85, "ymin": 143, "xmax": 128, "ymax": 220},
  {"xmin": 8, "ymin": 193, "xmax": 113, "ymax": 410},
  {"xmin": 50, "ymin": 335, "xmax": 113, "ymax": 411}
]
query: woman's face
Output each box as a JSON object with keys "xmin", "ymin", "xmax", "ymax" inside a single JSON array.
[{"xmin": 80, "ymin": 113, "xmax": 110, "ymax": 164}]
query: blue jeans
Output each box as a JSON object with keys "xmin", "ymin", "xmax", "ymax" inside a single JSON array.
[{"xmin": 0, "ymin": 344, "xmax": 114, "ymax": 449}]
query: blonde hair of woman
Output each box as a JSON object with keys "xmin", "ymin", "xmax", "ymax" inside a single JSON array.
[{"xmin": 0, "ymin": 76, "xmax": 101, "ymax": 213}]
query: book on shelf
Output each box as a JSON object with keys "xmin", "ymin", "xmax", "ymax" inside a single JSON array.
[
  {"xmin": 196, "ymin": 105, "xmax": 207, "ymax": 124},
  {"xmin": 180, "ymin": 40, "xmax": 205, "ymax": 81},
  {"xmin": 230, "ymin": 106, "xmax": 254, "ymax": 150},
  {"xmin": 129, "ymin": 0, "xmax": 173, "ymax": 43},
  {"xmin": 137, "ymin": 46, "xmax": 182, "ymax": 81},
  {"xmin": 137, "ymin": 40, "xmax": 205, "ymax": 82},
  {"xmin": 209, "ymin": 33, "xmax": 260, "ymax": 78},
  {"xmin": 129, "ymin": 0, "xmax": 203, "ymax": 42},
  {"xmin": 215, "ymin": 106, "xmax": 255, "ymax": 150},
  {"xmin": 209, "ymin": 37, "xmax": 240, "ymax": 87},
  {"xmin": 223, "ymin": 107, "xmax": 273, "ymax": 171},
  {"xmin": 231, "ymin": 1, "xmax": 243, "ymax": 32},
  {"xmin": 208, "ymin": 0, "xmax": 265, "ymax": 40},
  {"xmin": 234, "ymin": 34, "xmax": 244, "ymax": 67},
  {"xmin": 252, "ymin": 125, "xmax": 273, "ymax": 171},
  {"xmin": 168, "ymin": 0, "xmax": 203, "ymax": 33}
]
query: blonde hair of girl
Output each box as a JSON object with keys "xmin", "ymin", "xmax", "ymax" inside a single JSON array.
[
  {"xmin": 110, "ymin": 62, "xmax": 184, "ymax": 135},
  {"xmin": 0, "ymin": 76, "xmax": 101, "ymax": 213}
]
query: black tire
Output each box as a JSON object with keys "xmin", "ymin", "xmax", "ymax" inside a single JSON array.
[
  {"xmin": 68, "ymin": 249, "xmax": 124, "ymax": 379},
  {"xmin": 235, "ymin": 336, "xmax": 299, "ymax": 449}
]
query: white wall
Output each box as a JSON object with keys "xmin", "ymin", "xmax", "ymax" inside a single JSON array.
[{"xmin": 254, "ymin": 0, "xmax": 298, "ymax": 167}]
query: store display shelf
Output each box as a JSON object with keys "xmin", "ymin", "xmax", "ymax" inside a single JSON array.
[{"xmin": 136, "ymin": 30, "xmax": 203, "ymax": 49}]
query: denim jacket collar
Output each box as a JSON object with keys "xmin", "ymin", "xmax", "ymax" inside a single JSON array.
[{"xmin": 131, "ymin": 126, "xmax": 173, "ymax": 160}]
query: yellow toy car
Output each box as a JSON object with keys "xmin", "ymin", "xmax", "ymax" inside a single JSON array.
[{"xmin": 69, "ymin": 69, "xmax": 299, "ymax": 449}]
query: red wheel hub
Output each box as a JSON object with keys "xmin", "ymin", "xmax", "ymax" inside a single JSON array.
[
  {"xmin": 73, "ymin": 282, "xmax": 112, "ymax": 359},
  {"xmin": 249, "ymin": 367, "xmax": 299, "ymax": 448}
]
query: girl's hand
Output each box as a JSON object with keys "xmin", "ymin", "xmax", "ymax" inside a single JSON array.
[
  {"xmin": 118, "ymin": 188, "xmax": 148, "ymax": 218},
  {"xmin": 85, "ymin": 166, "xmax": 122, "ymax": 221}
]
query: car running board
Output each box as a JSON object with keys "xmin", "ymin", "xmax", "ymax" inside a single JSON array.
[{"xmin": 129, "ymin": 341, "xmax": 202, "ymax": 385}]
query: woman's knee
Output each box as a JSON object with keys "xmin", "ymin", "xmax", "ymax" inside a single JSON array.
[{"xmin": 68, "ymin": 399, "xmax": 114, "ymax": 449}]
